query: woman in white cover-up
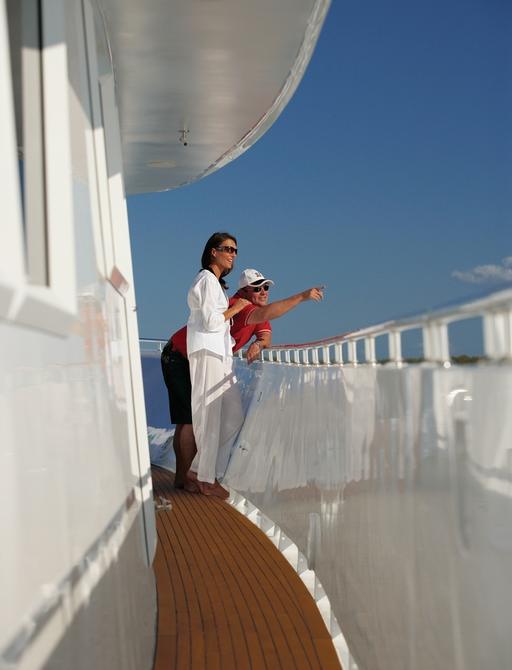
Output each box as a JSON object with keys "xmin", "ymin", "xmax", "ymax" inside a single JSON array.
[{"xmin": 185, "ymin": 232, "xmax": 250, "ymax": 499}]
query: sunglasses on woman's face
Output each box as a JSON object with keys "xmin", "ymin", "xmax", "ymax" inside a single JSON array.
[
  {"xmin": 248, "ymin": 284, "xmax": 270, "ymax": 293},
  {"xmin": 216, "ymin": 245, "xmax": 238, "ymax": 255}
]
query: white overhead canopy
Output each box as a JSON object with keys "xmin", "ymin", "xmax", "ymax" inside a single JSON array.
[{"xmin": 99, "ymin": 0, "xmax": 330, "ymax": 194}]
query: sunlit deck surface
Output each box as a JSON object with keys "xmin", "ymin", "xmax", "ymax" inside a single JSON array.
[{"xmin": 151, "ymin": 466, "xmax": 341, "ymax": 670}]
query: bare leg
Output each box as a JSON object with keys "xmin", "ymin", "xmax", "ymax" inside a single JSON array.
[
  {"xmin": 180, "ymin": 423, "xmax": 197, "ymax": 475},
  {"xmin": 175, "ymin": 423, "xmax": 197, "ymax": 488},
  {"xmin": 173, "ymin": 424, "xmax": 184, "ymax": 487}
]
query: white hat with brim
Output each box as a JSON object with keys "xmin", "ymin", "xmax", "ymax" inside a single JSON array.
[{"xmin": 238, "ymin": 268, "xmax": 275, "ymax": 289}]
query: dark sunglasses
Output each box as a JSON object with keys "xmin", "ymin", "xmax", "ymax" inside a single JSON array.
[
  {"xmin": 248, "ymin": 284, "xmax": 270, "ymax": 293},
  {"xmin": 216, "ymin": 245, "xmax": 238, "ymax": 255}
]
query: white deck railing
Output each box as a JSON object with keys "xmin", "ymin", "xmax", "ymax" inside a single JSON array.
[
  {"xmin": 251, "ymin": 286, "xmax": 512, "ymax": 366},
  {"xmin": 139, "ymin": 337, "xmax": 167, "ymax": 353},
  {"xmin": 142, "ymin": 287, "xmax": 512, "ymax": 365}
]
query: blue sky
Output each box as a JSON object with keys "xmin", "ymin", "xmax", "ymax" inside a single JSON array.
[{"xmin": 128, "ymin": 0, "xmax": 511, "ymax": 356}]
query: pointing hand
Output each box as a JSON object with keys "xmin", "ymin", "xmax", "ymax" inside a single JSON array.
[{"xmin": 302, "ymin": 286, "xmax": 324, "ymax": 302}]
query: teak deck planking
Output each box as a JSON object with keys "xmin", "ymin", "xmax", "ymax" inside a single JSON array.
[{"xmin": 151, "ymin": 466, "xmax": 341, "ymax": 670}]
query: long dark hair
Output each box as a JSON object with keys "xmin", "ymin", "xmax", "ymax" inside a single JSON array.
[{"xmin": 200, "ymin": 231, "xmax": 237, "ymax": 289}]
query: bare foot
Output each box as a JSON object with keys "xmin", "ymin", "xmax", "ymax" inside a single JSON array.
[
  {"xmin": 184, "ymin": 470, "xmax": 200, "ymax": 493},
  {"xmin": 197, "ymin": 479, "xmax": 229, "ymax": 500}
]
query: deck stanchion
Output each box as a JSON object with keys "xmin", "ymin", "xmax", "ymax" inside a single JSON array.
[
  {"xmin": 284, "ymin": 349, "xmax": 291, "ymax": 364},
  {"xmin": 389, "ymin": 331, "xmax": 402, "ymax": 365},
  {"xmin": 312, "ymin": 348, "xmax": 319, "ymax": 366},
  {"xmin": 302, "ymin": 349, "xmax": 309, "ymax": 365},
  {"xmin": 423, "ymin": 321, "xmax": 450, "ymax": 364},
  {"xmin": 483, "ymin": 309, "xmax": 512, "ymax": 360},
  {"xmin": 334, "ymin": 342, "xmax": 343, "ymax": 365},
  {"xmin": 348, "ymin": 341, "xmax": 357, "ymax": 365},
  {"xmin": 322, "ymin": 345, "xmax": 329, "ymax": 365},
  {"xmin": 293, "ymin": 349, "xmax": 300, "ymax": 364},
  {"xmin": 364, "ymin": 337, "xmax": 376, "ymax": 365}
]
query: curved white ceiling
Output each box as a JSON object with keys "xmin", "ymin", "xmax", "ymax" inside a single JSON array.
[{"xmin": 99, "ymin": 0, "xmax": 330, "ymax": 194}]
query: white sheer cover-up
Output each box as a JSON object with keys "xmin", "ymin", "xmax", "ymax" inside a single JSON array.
[
  {"xmin": 186, "ymin": 270, "xmax": 243, "ymax": 483},
  {"xmin": 189, "ymin": 350, "xmax": 243, "ymax": 483}
]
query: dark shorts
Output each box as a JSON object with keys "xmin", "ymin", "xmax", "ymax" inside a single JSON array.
[{"xmin": 161, "ymin": 342, "xmax": 192, "ymax": 425}]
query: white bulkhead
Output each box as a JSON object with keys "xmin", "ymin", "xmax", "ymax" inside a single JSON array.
[{"xmin": 1, "ymin": 1, "xmax": 155, "ymax": 668}]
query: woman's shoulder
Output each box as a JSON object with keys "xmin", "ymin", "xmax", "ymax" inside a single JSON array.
[
  {"xmin": 191, "ymin": 268, "xmax": 209, "ymax": 283},
  {"xmin": 190, "ymin": 269, "xmax": 219, "ymax": 290}
]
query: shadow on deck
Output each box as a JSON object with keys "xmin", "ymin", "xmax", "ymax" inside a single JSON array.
[{"xmin": 151, "ymin": 466, "xmax": 341, "ymax": 670}]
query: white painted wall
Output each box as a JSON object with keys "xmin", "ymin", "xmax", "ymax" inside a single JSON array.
[{"xmin": 0, "ymin": 1, "xmax": 155, "ymax": 667}]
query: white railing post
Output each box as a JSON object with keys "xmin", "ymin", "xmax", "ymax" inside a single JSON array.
[
  {"xmin": 423, "ymin": 321, "xmax": 450, "ymax": 364},
  {"xmin": 302, "ymin": 349, "xmax": 309, "ymax": 365},
  {"xmin": 333, "ymin": 342, "xmax": 343, "ymax": 365},
  {"xmin": 389, "ymin": 331, "xmax": 402, "ymax": 364},
  {"xmin": 292, "ymin": 349, "xmax": 300, "ymax": 364},
  {"xmin": 348, "ymin": 341, "xmax": 357, "ymax": 365},
  {"xmin": 364, "ymin": 337, "xmax": 376, "ymax": 365},
  {"xmin": 284, "ymin": 349, "xmax": 291, "ymax": 364},
  {"xmin": 483, "ymin": 309, "xmax": 512, "ymax": 360},
  {"xmin": 311, "ymin": 348, "xmax": 319, "ymax": 366},
  {"xmin": 322, "ymin": 345, "xmax": 329, "ymax": 365}
]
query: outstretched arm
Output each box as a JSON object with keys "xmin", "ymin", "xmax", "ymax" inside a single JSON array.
[{"xmin": 246, "ymin": 287, "xmax": 324, "ymax": 325}]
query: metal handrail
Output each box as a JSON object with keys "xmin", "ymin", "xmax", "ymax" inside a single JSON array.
[
  {"xmin": 140, "ymin": 338, "xmax": 167, "ymax": 353},
  {"xmin": 260, "ymin": 287, "xmax": 512, "ymax": 365},
  {"xmin": 140, "ymin": 287, "xmax": 512, "ymax": 365}
]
